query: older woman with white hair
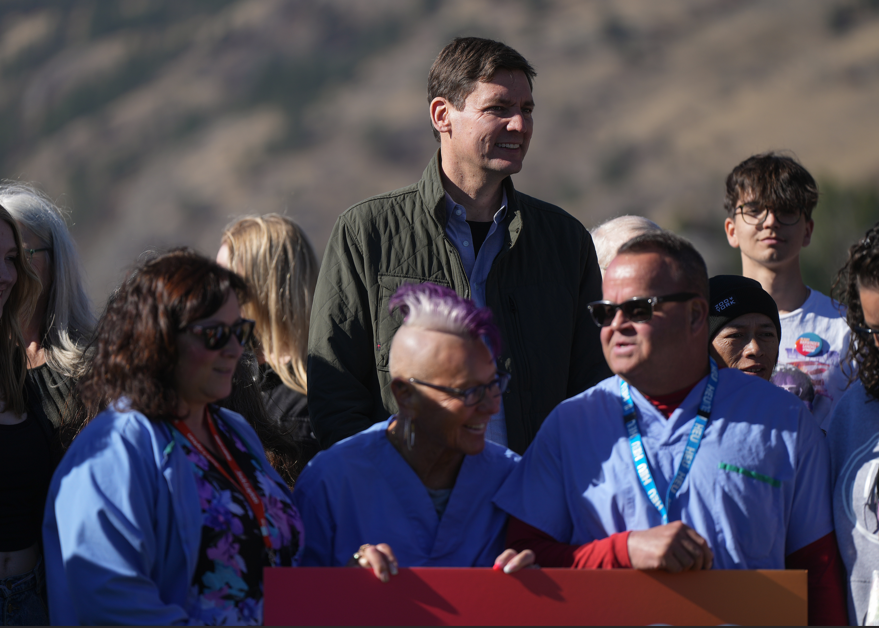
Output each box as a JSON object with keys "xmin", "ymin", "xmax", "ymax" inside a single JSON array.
[
  {"xmin": 0, "ymin": 184, "xmax": 94, "ymax": 433},
  {"xmin": 292, "ymin": 282, "xmax": 534, "ymax": 578}
]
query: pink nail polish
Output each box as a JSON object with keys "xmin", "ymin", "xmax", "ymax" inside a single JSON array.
[{"xmin": 493, "ymin": 563, "xmax": 503, "ymax": 571}]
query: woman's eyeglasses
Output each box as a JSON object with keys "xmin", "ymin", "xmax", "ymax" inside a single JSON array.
[
  {"xmin": 409, "ymin": 370, "xmax": 511, "ymax": 407},
  {"xmin": 854, "ymin": 324, "xmax": 879, "ymax": 339},
  {"xmin": 735, "ymin": 203, "xmax": 803, "ymax": 226},
  {"xmin": 588, "ymin": 292, "xmax": 700, "ymax": 327},
  {"xmin": 185, "ymin": 319, "xmax": 255, "ymax": 350},
  {"xmin": 25, "ymin": 247, "xmax": 52, "ymax": 261}
]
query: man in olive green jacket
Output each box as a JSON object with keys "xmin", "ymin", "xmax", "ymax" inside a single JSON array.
[{"xmin": 307, "ymin": 37, "xmax": 609, "ymax": 454}]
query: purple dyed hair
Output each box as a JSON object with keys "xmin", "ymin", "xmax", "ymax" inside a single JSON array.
[{"xmin": 388, "ymin": 282, "xmax": 502, "ymax": 357}]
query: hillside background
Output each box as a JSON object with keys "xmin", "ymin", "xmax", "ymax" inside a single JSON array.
[{"xmin": 1, "ymin": 0, "xmax": 878, "ymax": 307}]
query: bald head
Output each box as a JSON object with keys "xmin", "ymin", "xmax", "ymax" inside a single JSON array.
[{"xmin": 591, "ymin": 215, "xmax": 661, "ymax": 277}]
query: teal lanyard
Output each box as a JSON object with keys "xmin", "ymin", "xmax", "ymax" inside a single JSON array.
[{"xmin": 620, "ymin": 359, "xmax": 719, "ymax": 525}]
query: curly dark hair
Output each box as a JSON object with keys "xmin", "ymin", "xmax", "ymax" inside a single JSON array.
[
  {"xmin": 76, "ymin": 249, "xmax": 249, "ymax": 425},
  {"xmin": 832, "ymin": 221, "xmax": 879, "ymax": 401}
]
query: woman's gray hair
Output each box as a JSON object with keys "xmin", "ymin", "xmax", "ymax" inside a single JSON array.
[{"xmin": 0, "ymin": 183, "xmax": 94, "ymax": 377}]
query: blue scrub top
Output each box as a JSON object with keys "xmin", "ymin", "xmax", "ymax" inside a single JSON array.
[
  {"xmin": 493, "ymin": 368, "xmax": 833, "ymax": 569},
  {"xmin": 293, "ymin": 418, "xmax": 521, "ymax": 567}
]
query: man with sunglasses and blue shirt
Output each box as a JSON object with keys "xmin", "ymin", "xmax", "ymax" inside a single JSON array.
[
  {"xmin": 493, "ymin": 231, "xmax": 848, "ymax": 625},
  {"xmin": 723, "ymin": 153, "xmax": 852, "ymax": 428}
]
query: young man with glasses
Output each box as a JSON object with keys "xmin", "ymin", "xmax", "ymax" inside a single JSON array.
[
  {"xmin": 723, "ymin": 152, "xmax": 851, "ymax": 427},
  {"xmin": 494, "ymin": 231, "xmax": 847, "ymax": 625}
]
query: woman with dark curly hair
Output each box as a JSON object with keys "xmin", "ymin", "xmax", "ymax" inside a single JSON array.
[
  {"xmin": 828, "ymin": 221, "xmax": 879, "ymax": 625},
  {"xmin": 42, "ymin": 250, "xmax": 304, "ymax": 625}
]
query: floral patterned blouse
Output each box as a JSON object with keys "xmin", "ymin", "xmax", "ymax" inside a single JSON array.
[{"xmin": 173, "ymin": 416, "xmax": 303, "ymax": 625}]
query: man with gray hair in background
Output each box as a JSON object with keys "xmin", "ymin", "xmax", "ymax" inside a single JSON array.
[
  {"xmin": 591, "ymin": 215, "xmax": 661, "ymax": 278},
  {"xmin": 308, "ymin": 36, "xmax": 608, "ymax": 454}
]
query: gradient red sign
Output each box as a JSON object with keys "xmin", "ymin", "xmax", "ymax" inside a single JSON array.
[{"xmin": 264, "ymin": 567, "xmax": 806, "ymax": 626}]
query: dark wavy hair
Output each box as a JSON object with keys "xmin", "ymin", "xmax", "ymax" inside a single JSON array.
[
  {"xmin": 76, "ymin": 249, "xmax": 249, "ymax": 426},
  {"xmin": 724, "ymin": 152, "xmax": 819, "ymax": 221},
  {"xmin": 832, "ymin": 221, "xmax": 879, "ymax": 400}
]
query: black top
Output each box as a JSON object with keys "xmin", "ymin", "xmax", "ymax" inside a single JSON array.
[
  {"xmin": 0, "ymin": 413, "xmax": 52, "ymax": 551},
  {"xmin": 466, "ymin": 220, "xmax": 493, "ymax": 258},
  {"xmin": 260, "ymin": 364, "xmax": 320, "ymax": 469}
]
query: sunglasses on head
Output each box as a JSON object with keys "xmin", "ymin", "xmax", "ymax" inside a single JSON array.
[
  {"xmin": 588, "ymin": 292, "xmax": 700, "ymax": 327},
  {"xmin": 185, "ymin": 318, "xmax": 255, "ymax": 350}
]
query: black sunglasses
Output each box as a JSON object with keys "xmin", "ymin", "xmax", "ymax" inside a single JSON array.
[
  {"xmin": 409, "ymin": 370, "xmax": 511, "ymax": 407},
  {"xmin": 185, "ymin": 318, "xmax": 255, "ymax": 350},
  {"xmin": 588, "ymin": 292, "xmax": 700, "ymax": 327}
]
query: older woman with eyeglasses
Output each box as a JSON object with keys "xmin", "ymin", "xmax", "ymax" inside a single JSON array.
[
  {"xmin": 292, "ymin": 283, "xmax": 533, "ymax": 578},
  {"xmin": 42, "ymin": 250, "xmax": 303, "ymax": 625},
  {"xmin": 0, "ymin": 184, "xmax": 95, "ymax": 438},
  {"xmin": 828, "ymin": 222, "xmax": 879, "ymax": 624}
]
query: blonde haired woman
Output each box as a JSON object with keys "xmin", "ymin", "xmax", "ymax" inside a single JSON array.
[
  {"xmin": 218, "ymin": 214, "xmax": 320, "ymax": 473},
  {"xmin": 0, "ymin": 203, "xmax": 48, "ymax": 625}
]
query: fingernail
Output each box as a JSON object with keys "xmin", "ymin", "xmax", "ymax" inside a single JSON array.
[
  {"xmin": 390, "ymin": 564, "xmax": 398, "ymax": 576},
  {"xmin": 503, "ymin": 564, "xmax": 514, "ymax": 574},
  {"xmin": 381, "ymin": 573, "xmax": 389, "ymax": 583},
  {"xmin": 493, "ymin": 563, "xmax": 503, "ymax": 571}
]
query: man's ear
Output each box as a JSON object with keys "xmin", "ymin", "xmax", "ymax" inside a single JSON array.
[
  {"xmin": 724, "ymin": 217, "xmax": 739, "ymax": 249},
  {"xmin": 690, "ymin": 297, "xmax": 709, "ymax": 333},
  {"xmin": 430, "ymin": 97, "xmax": 452, "ymax": 137},
  {"xmin": 801, "ymin": 217, "xmax": 814, "ymax": 249}
]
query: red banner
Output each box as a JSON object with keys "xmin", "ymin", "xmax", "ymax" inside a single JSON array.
[{"xmin": 264, "ymin": 567, "xmax": 806, "ymax": 626}]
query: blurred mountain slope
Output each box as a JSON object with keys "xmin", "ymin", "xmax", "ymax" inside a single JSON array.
[{"xmin": 1, "ymin": 0, "xmax": 878, "ymax": 304}]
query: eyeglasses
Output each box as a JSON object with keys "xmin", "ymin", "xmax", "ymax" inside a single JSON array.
[
  {"xmin": 408, "ymin": 370, "xmax": 511, "ymax": 407},
  {"xmin": 25, "ymin": 247, "xmax": 51, "ymax": 261},
  {"xmin": 185, "ymin": 318, "xmax": 255, "ymax": 350},
  {"xmin": 854, "ymin": 324, "xmax": 879, "ymax": 340},
  {"xmin": 588, "ymin": 292, "xmax": 700, "ymax": 327},
  {"xmin": 735, "ymin": 203, "xmax": 803, "ymax": 226}
]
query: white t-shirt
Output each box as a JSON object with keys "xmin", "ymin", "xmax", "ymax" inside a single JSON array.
[{"xmin": 772, "ymin": 288, "xmax": 853, "ymax": 429}]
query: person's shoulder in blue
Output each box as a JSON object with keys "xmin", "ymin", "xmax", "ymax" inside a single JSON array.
[
  {"xmin": 295, "ymin": 282, "xmax": 533, "ymax": 579},
  {"xmin": 493, "ymin": 230, "xmax": 848, "ymax": 626},
  {"xmin": 294, "ymin": 418, "xmax": 519, "ymax": 568},
  {"xmin": 42, "ymin": 402, "xmax": 290, "ymax": 626}
]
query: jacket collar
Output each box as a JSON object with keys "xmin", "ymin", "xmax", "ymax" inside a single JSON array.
[{"xmin": 418, "ymin": 149, "xmax": 523, "ymax": 251}]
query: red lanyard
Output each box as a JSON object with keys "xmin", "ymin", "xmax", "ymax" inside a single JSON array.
[{"xmin": 173, "ymin": 407, "xmax": 273, "ymax": 551}]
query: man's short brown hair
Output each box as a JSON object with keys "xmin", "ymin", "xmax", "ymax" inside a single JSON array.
[
  {"xmin": 618, "ymin": 230, "xmax": 709, "ymax": 300},
  {"xmin": 724, "ymin": 152, "xmax": 819, "ymax": 221},
  {"xmin": 427, "ymin": 37, "xmax": 536, "ymax": 142}
]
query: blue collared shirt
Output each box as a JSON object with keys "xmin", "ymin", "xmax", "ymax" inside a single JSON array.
[{"xmin": 444, "ymin": 192, "xmax": 509, "ymax": 446}]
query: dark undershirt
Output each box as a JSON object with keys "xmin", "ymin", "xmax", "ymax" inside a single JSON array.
[{"xmin": 466, "ymin": 220, "xmax": 493, "ymax": 258}]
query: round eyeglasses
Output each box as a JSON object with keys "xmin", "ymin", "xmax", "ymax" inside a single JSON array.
[
  {"xmin": 735, "ymin": 203, "xmax": 803, "ymax": 226},
  {"xmin": 408, "ymin": 370, "xmax": 511, "ymax": 407}
]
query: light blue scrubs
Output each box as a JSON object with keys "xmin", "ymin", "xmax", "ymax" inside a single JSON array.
[
  {"xmin": 293, "ymin": 418, "xmax": 521, "ymax": 567},
  {"xmin": 493, "ymin": 368, "xmax": 833, "ymax": 569}
]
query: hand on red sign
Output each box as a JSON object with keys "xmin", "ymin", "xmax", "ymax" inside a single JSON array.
[
  {"xmin": 493, "ymin": 549, "xmax": 536, "ymax": 574},
  {"xmin": 627, "ymin": 521, "xmax": 714, "ymax": 573},
  {"xmin": 348, "ymin": 543, "xmax": 399, "ymax": 583}
]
